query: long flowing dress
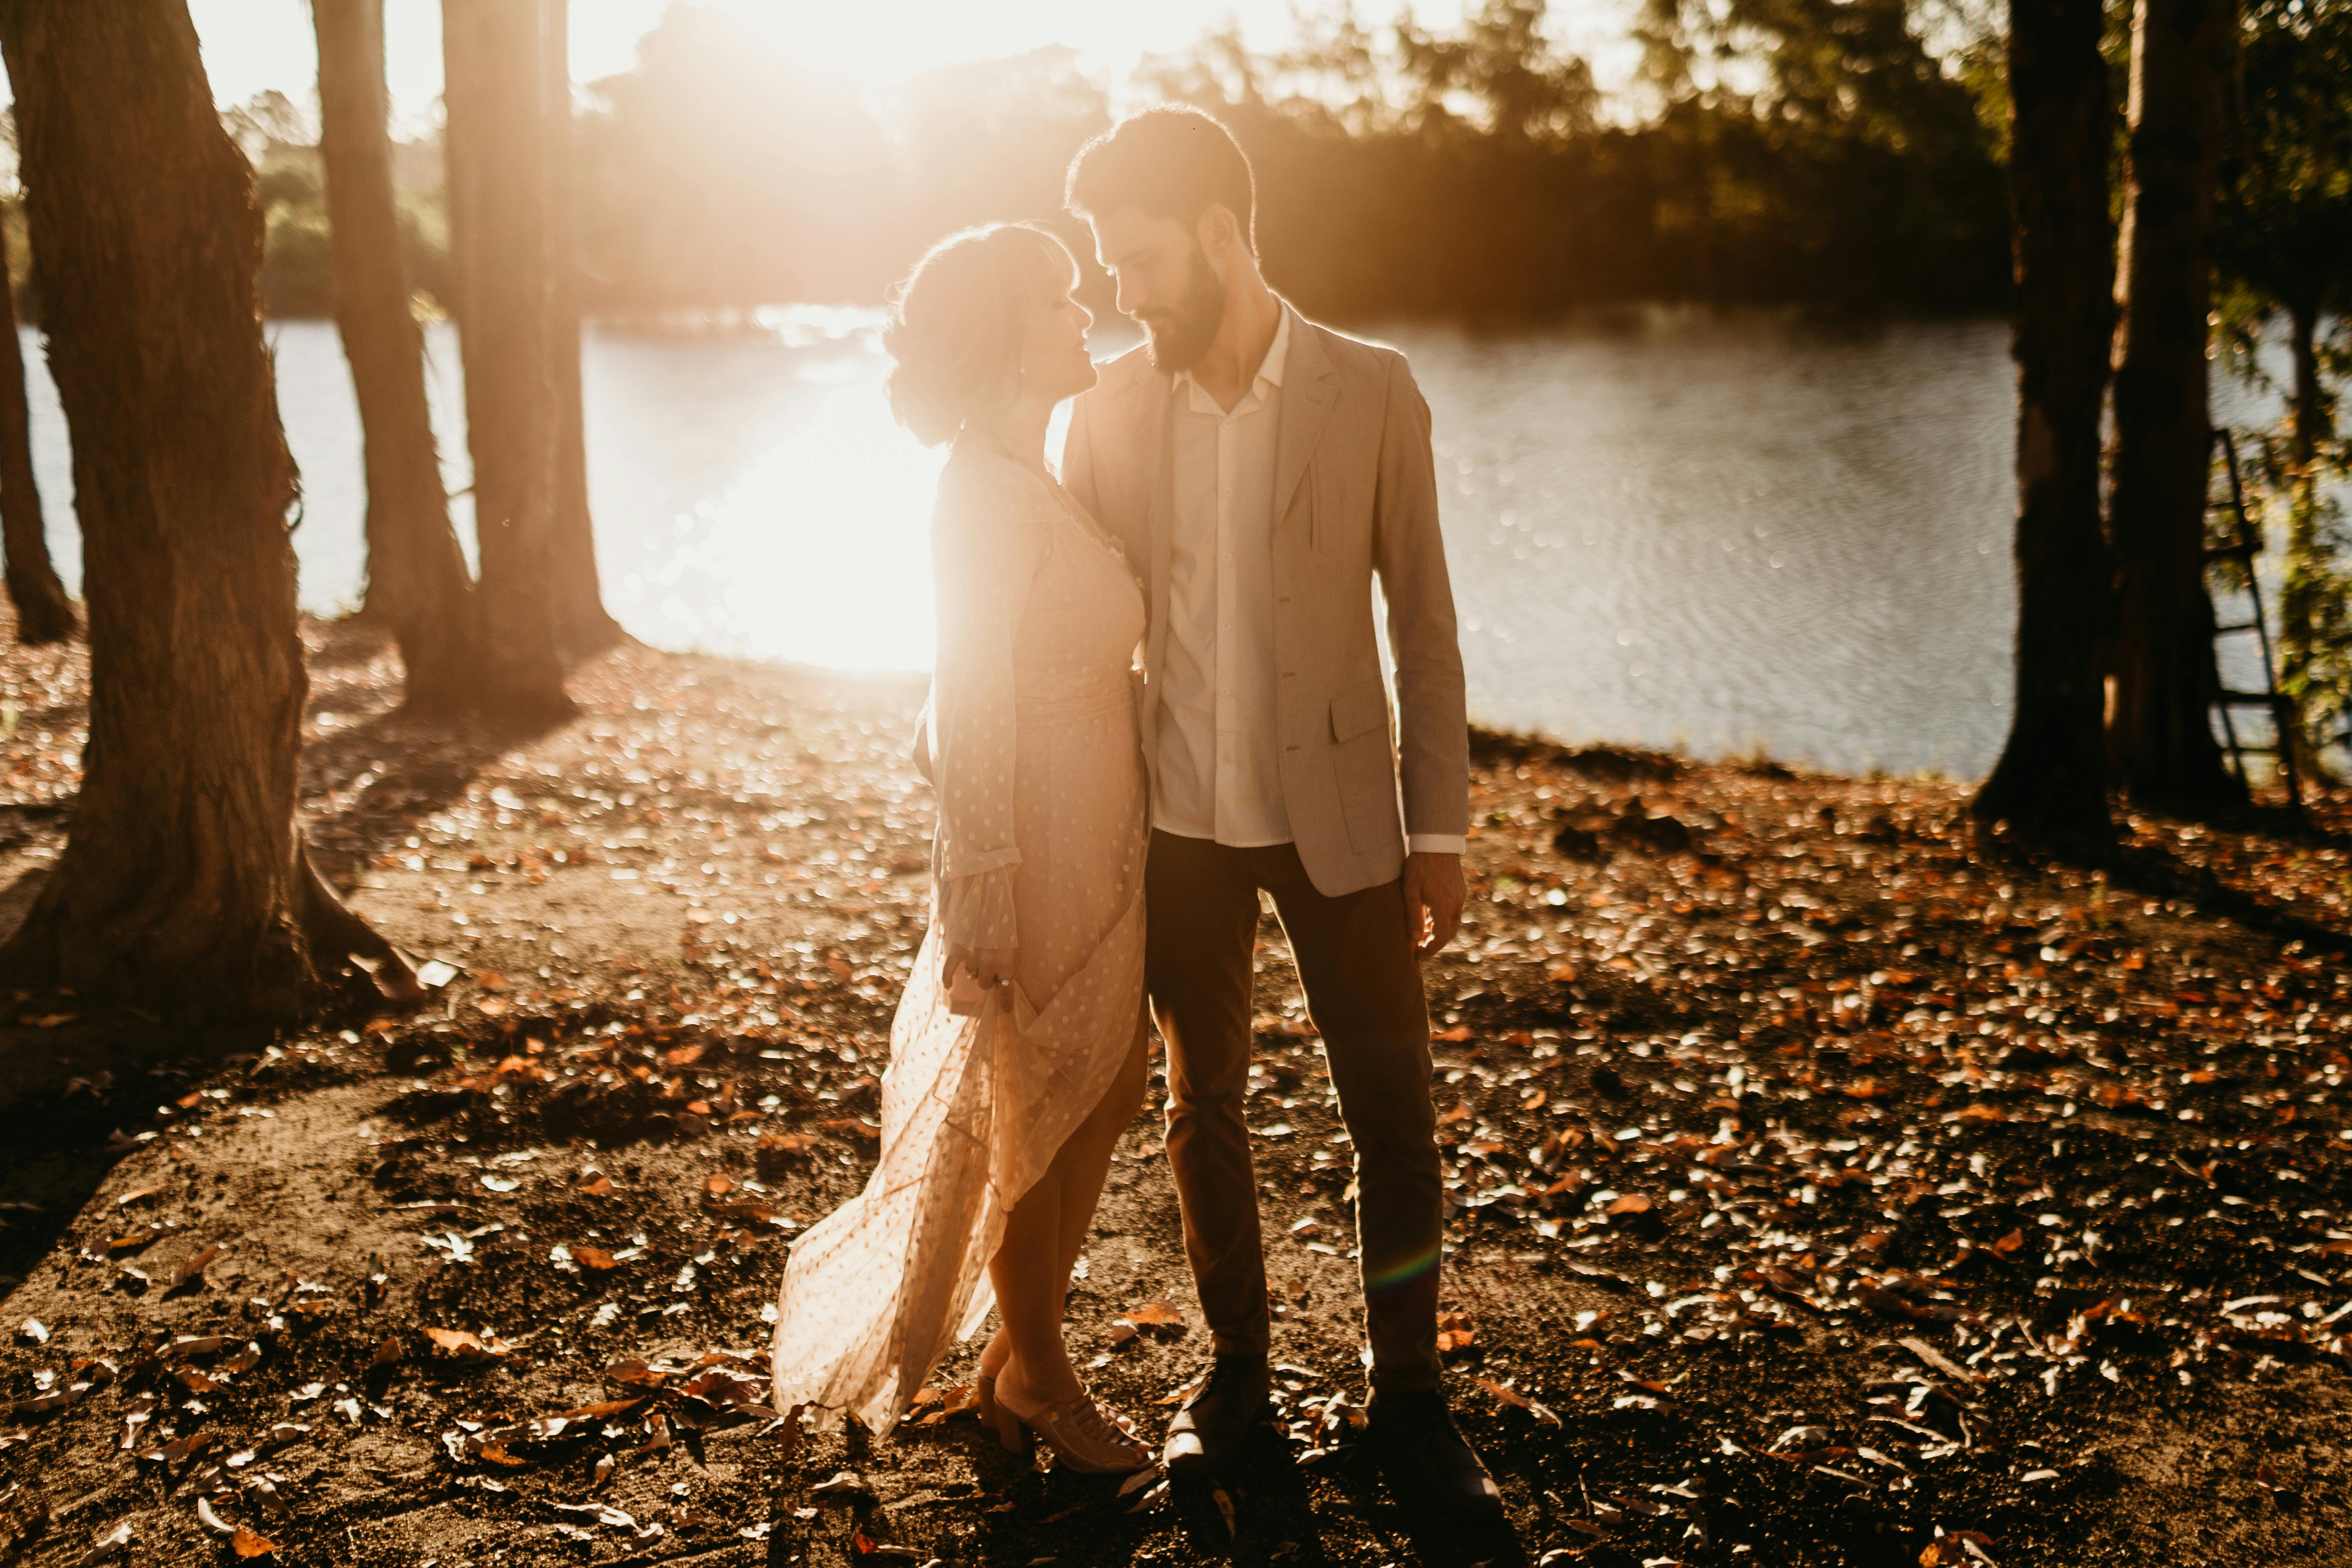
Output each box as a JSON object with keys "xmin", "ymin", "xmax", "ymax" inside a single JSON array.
[{"xmin": 770, "ymin": 435, "xmax": 1149, "ymax": 1434}]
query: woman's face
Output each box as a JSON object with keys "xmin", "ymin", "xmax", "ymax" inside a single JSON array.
[{"xmin": 1018, "ymin": 271, "xmax": 1096, "ymax": 405}]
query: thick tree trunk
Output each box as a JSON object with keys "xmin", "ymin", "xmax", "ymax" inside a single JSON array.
[
  {"xmin": 315, "ymin": 0, "xmax": 480, "ymax": 718},
  {"xmin": 441, "ymin": 0, "xmax": 574, "ymax": 723},
  {"xmin": 541, "ymin": 0, "xmax": 622, "ymax": 661},
  {"xmin": 440, "ymin": 13, "xmax": 478, "ymax": 340},
  {"xmin": 0, "ymin": 0, "xmax": 398, "ymax": 1021},
  {"xmin": 2277, "ymin": 299, "xmax": 2334, "ymax": 773},
  {"xmin": 1972, "ymin": 0, "xmax": 2118, "ymax": 843},
  {"xmin": 0, "ymin": 225, "xmax": 72, "ymax": 645},
  {"xmin": 2106, "ymin": 0, "xmax": 2241, "ymax": 806}
]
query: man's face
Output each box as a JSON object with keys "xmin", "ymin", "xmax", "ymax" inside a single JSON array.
[{"xmin": 1086, "ymin": 206, "xmax": 1227, "ymax": 374}]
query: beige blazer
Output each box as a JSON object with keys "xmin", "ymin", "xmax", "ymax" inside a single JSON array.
[{"xmin": 1061, "ymin": 309, "xmax": 1469, "ymax": 897}]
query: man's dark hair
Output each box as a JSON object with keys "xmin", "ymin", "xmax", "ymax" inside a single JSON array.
[{"xmin": 1065, "ymin": 105, "xmax": 1256, "ymax": 254}]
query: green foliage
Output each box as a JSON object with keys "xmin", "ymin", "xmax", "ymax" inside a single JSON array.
[
  {"xmin": 229, "ymin": 93, "xmax": 450, "ymax": 323},
  {"xmin": 2217, "ymin": 0, "xmax": 2352, "ymax": 322},
  {"xmin": 2215, "ymin": 0, "xmax": 2352, "ymax": 770},
  {"xmin": 1135, "ymin": 0, "xmax": 2009, "ymax": 317},
  {"xmin": 238, "ymin": 1, "xmax": 2016, "ymax": 320},
  {"xmin": 1394, "ymin": 0, "xmax": 1601, "ymax": 140}
]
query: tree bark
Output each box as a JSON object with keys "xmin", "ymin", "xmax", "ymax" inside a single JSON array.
[
  {"xmin": 0, "ymin": 219, "xmax": 73, "ymax": 644},
  {"xmin": 1972, "ymin": 0, "xmax": 2118, "ymax": 843},
  {"xmin": 315, "ymin": 0, "xmax": 480, "ymax": 718},
  {"xmin": 441, "ymin": 0, "xmax": 575, "ymax": 723},
  {"xmin": 541, "ymin": 0, "xmax": 622, "ymax": 660},
  {"xmin": 2106, "ymin": 0, "xmax": 2241, "ymax": 806},
  {"xmin": 0, "ymin": 0, "xmax": 395, "ymax": 1020}
]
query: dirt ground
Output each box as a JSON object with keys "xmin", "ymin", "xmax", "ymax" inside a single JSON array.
[{"xmin": 1, "ymin": 618, "xmax": 2349, "ymax": 1568}]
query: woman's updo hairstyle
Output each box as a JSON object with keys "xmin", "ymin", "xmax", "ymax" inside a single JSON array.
[{"xmin": 882, "ymin": 222, "xmax": 1077, "ymax": 447}]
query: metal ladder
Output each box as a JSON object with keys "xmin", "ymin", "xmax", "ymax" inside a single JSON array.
[{"xmin": 2205, "ymin": 426, "xmax": 2303, "ymax": 809}]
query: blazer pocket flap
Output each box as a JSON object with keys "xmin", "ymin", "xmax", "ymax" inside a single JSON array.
[{"xmin": 1329, "ymin": 680, "xmax": 1391, "ymax": 744}]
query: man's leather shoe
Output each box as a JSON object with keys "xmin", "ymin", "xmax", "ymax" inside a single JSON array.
[
  {"xmin": 1162, "ymin": 1355, "xmax": 1268, "ymax": 1476},
  {"xmin": 1364, "ymin": 1389, "xmax": 1506, "ymax": 1521}
]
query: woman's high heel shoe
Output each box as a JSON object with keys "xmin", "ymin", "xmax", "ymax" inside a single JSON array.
[{"xmin": 993, "ymin": 1369, "xmax": 1151, "ymax": 1474}]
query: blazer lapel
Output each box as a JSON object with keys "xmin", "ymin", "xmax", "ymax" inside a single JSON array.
[{"xmin": 1272, "ymin": 311, "xmax": 1337, "ymax": 527}]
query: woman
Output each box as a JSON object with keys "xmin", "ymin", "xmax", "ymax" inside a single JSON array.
[{"xmin": 770, "ymin": 223, "xmax": 1153, "ymax": 1473}]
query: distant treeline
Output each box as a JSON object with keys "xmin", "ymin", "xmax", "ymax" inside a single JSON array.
[{"xmin": 248, "ymin": 0, "xmax": 2015, "ymax": 322}]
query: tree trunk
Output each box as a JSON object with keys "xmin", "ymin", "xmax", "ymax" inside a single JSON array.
[
  {"xmin": 2106, "ymin": 0, "xmax": 2241, "ymax": 806},
  {"xmin": 1972, "ymin": 0, "xmax": 2118, "ymax": 843},
  {"xmin": 439, "ymin": 8, "xmax": 478, "ymax": 340},
  {"xmin": 0, "ymin": 219, "xmax": 73, "ymax": 645},
  {"xmin": 441, "ymin": 0, "xmax": 574, "ymax": 724},
  {"xmin": 541, "ymin": 0, "xmax": 622, "ymax": 660},
  {"xmin": 0, "ymin": 0, "xmax": 394, "ymax": 1021},
  {"xmin": 315, "ymin": 0, "xmax": 479, "ymax": 718},
  {"xmin": 2277, "ymin": 298, "xmax": 2334, "ymax": 772}
]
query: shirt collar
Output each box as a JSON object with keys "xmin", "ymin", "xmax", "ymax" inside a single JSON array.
[{"xmin": 1176, "ymin": 301, "xmax": 1292, "ymax": 413}]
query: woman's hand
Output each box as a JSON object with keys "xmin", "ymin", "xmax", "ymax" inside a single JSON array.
[{"xmin": 944, "ymin": 943, "xmax": 1019, "ymax": 993}]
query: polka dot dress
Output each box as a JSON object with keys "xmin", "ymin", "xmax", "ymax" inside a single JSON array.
[{"xmin": 771, "ymin": 435, "xmax": 1149, "ymax": 1434}]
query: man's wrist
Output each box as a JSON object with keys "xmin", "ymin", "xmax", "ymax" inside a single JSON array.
[{"xmin": 1407, "ymin": 834, "xmax": 1466, "ymax": 856}]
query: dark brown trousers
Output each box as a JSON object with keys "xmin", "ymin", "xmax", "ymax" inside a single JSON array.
[{"xmin": 1144, "ymin": 830, "xmax": 1443, "ymax": 1392}]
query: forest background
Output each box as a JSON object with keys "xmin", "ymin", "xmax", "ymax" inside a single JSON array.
[{"xmin": 214, "ymin": 0, "xmax": 2022, "ymax": 324}]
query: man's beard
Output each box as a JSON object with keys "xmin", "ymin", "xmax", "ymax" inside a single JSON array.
[{"xmin": 1138, "ymin": 243, "xmax": 1226, "ymax": 374}]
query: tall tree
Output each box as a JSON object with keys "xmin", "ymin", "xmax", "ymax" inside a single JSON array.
[
  {"xmin": 541, "ymin": 0, "xmax": 621, "ymax": 660},
  {"xmin": 441, "ymin": 0, "xmax": 574, "ymax": 723},
  {"xmin": 0, "ymin": 0, "xmax": 405, "ymax": 1019},
  {"xmin": 313, "ymin": 0, "xmax": 479, "ymax": 717},
  {"xmin": 2106, "ymin": 0, "xmax": 2241, "ymax": 806},
  {"xmin": 0, "ymin": 214, "xmax": 72, "ymax": 644},
  {"xmin": 1972, "ymin": 0, "xmax": 2118, "ymax": 842},
  {"xmin": 2216, "ymin": 0, "xmax": 2352, "ymax": 772}
]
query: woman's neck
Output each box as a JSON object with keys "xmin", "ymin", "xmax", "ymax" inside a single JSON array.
[{"xmin": 971, "ymin": 393, "xmax": 1054, "ymax": 470}]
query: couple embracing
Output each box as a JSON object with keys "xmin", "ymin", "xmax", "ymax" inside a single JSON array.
[{"xmin": 770, "ymin": 106, "xmax": 1501, "ymax": 1522}]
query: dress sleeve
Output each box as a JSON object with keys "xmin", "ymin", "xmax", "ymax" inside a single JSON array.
[{"xmin": 930, "ymin": 461, "xmax": 1047, "ymax": 951}]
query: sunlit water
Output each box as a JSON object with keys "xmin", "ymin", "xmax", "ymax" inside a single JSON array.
[{"xmin": 17, "ymin": 315, "xmax": 2322, "ymax": 778}]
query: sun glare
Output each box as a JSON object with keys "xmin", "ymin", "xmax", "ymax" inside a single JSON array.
[{"xmin": 186, "ymin": 0, "xmax": 1321, "ymax": 124}]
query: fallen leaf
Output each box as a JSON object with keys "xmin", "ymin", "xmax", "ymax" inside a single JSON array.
[
  {"xmin": 1475, "ymin": 1377, "xmax": 1562, "ymax": 1424},
  {"xmin": 1898, "ymin": 1335, "xmax": 1976, "ymax": 1385},
  {"xmin": 81, "ymin": 1519, "xmax": 132, "ymax": 1563},
  {"xmin": 423, "ymin": 1327, "xmax": 504, "ymax": 1363},
  {"xmin": 169, "ymin": 1244, "xmax": 219, "ymax": 1292}
]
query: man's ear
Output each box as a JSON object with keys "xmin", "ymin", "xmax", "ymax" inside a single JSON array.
[{"xmin": 1197, "ymin": 204, "xmax": 1241, "ymax": 272}]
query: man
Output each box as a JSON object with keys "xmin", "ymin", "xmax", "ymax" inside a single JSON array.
[{"xmin": 1060, "ymin": 106, "xmax": 1500, "ymax": 1521}]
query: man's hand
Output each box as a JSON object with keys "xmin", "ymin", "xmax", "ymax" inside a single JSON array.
[{"xmin": 1401, "ymin": 851, "xmax": 1465, "ymax": 960}]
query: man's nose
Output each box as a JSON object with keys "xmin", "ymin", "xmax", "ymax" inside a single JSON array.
[{"xmin": 1112, "ymin": 271, "xmax": 1138, "ymax": 318}]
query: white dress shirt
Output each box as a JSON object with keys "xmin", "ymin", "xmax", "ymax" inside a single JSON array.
[
  {"xmin": 1154, "ymin": 305, "xmax": 1293, "ymax": 847},
  {"xmin": 1153, "ymin": 305, "xmax": 1464, "ymax": 858}
]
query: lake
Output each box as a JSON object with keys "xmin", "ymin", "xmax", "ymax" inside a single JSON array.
[{"xmin": 16, "ymin": 313, "xmax": 2313, "ymax": 779}]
